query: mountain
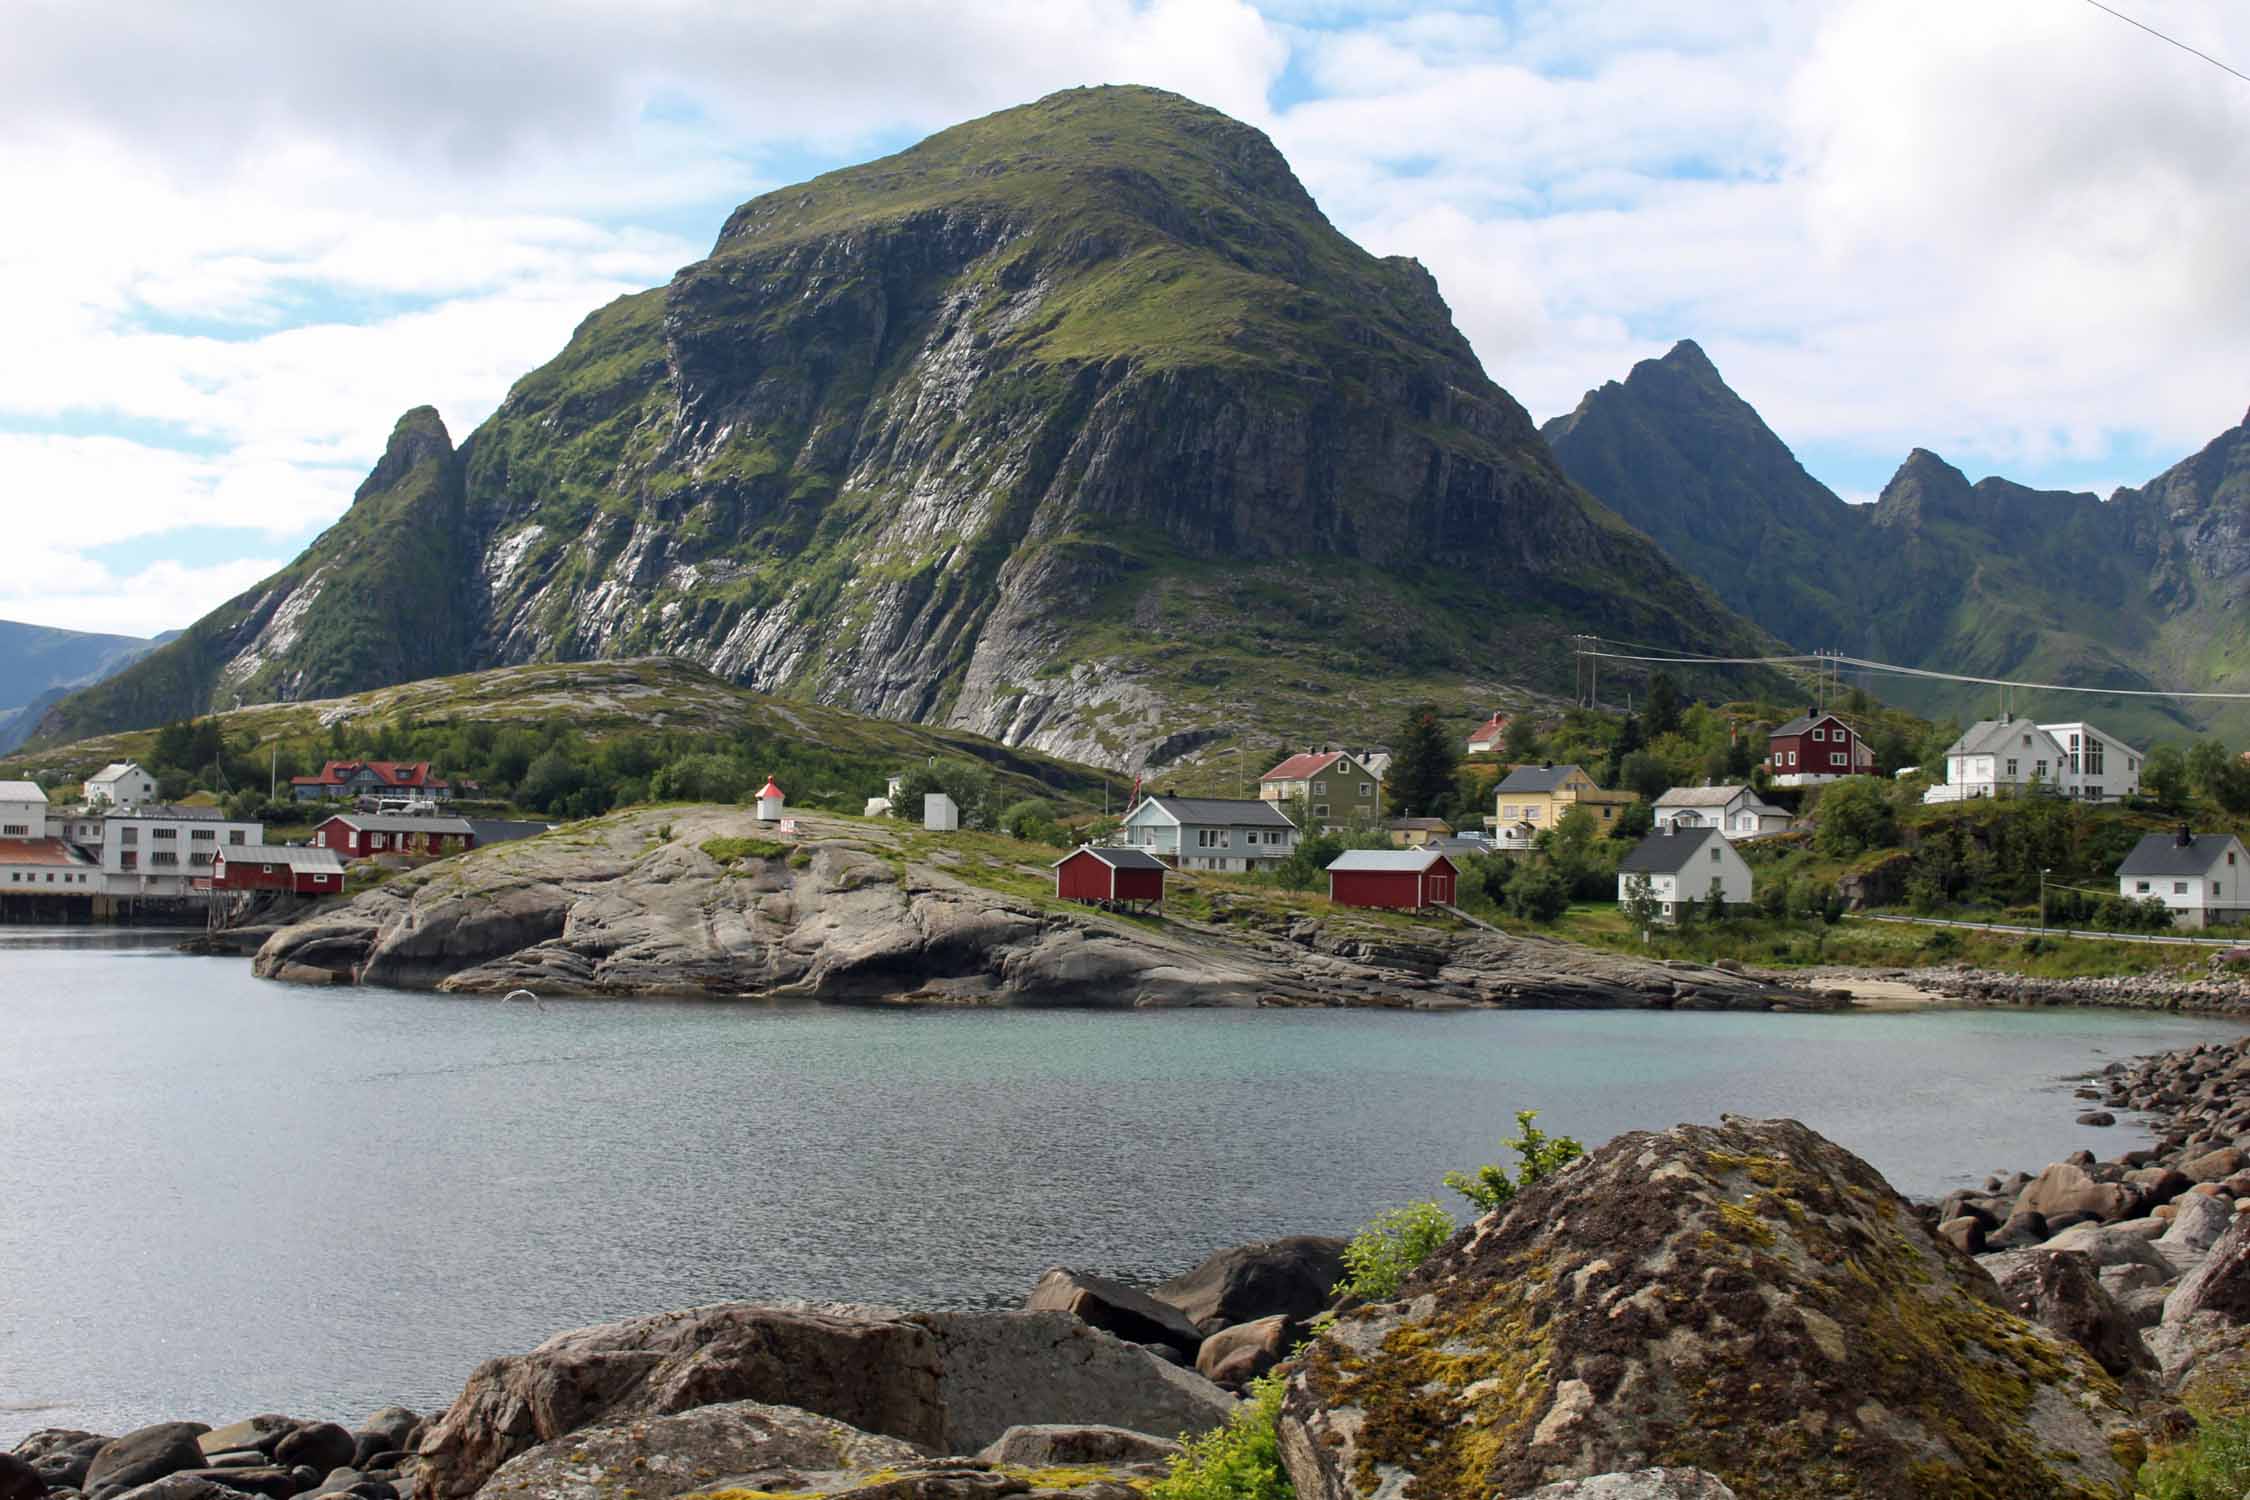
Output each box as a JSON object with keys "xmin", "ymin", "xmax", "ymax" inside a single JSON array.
[
  {"xmin": 36, "ymin": 86, "xmax": 1776, "ymax": 764},
  {"xmin": 0, "ymin": 620, "xmax": 165, "ymax": 753},
  {"xmin": 1543, "ymin": 341, "xmax": 2250, "ymax": 742}
]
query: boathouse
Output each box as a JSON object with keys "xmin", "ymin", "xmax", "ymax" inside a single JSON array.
[
  {"xmin": 1053, "ymin": 845, "xmax": 1168, "ymax": 908},
  {"xmin": 211, "ymin": 845, "xmax": 346, "ymax": 895},
  {"xmin": 1327, "ymin": 848, "xmax": 1458, "ymax": 910}
]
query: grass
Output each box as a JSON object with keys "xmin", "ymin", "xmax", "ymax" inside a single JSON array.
[{"xmin": 700, "ymin": 836, "xmax": 790, "ymax": 865}]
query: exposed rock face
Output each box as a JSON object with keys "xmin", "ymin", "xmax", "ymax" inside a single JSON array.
[
  {"xmin": 468, "ymin": 1400, "xmax": 924, "ymax": 1500},
  {"xmin": 1279, "ymin": 1117, "xmax": 2137, "ymax": 1500},
  {"xmin": 414, "ymin": 1302, "xmax": 1232, "ymax": 1500},
  {"xmin": 38, "ymin": 87, "xmax": 1770, "ymax": 764},
  {"xmin": 251, "ymin": 807, "xmax": 1837, "ymax": 1010},
  {"xmin": 1507, "ymin": 1475, "xmax": 1737, "ymax": 1500},
  {"xmin": 1984, "ymin": 1249, "xmax": 2156, "ymax": 1380},
  {"xmin": 85, "ymin": 1426, "xmax": 212, "ymax": 1500},
  {"xmin": 1025, "ymin": 1271, "xmax": 1205, "ymax": 1359}
]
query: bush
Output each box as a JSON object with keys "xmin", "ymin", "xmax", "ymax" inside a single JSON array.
[
  {"xmin": 1333, "ymin": 1201, "xmax": 1455, "ymax": 1300},
  {"xmin": 1812, "ymin": 777, "xmax": 1898, "ymax": 857},
  {"xmin": 1150, "ymin": 1371, "xmax": 1293, "ymax": 1500},
  {"xmin": 2140, "ymin": 1415, "xmax": 2250, "ymax": 1500},
  {"xmin": 700, "ymin": 836, "xmax": 788, "ymax": 864},
  {"xmin": 1444, "ymin": 1110, "xmax": 1586, "ymax": 1214},
  {"xmin": 1507, "ymin": 865, "xmax": 1571, "ymax": 924}
]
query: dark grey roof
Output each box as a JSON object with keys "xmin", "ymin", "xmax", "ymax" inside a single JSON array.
[
  {"xmin": 1138, "ymin": 795, "xmax": 1296, "ymax": 829},
  {"xmin": 468, "ymin": 819, "xmax": 553, "ymax": 845},
  {"xmin": 1428, "ymin": 837, "xmax": 1494, "ymax": 859},
  {"xmin": 108, "ymin": 804, "xmax": 231, "ymax": 820},
  {"xmin": 1771, "ymin": 714, "xmax": 1834, "ymax": 737},
  {"xmin": 326, "ymin": 813, "xmax": 476, "ymax": 835},
  {"xmin": 1494, "ymin": 764, "xmax": 1586, "ymax": 794},
  {"xmin": 1055, "ymin": 846, "xmax": 1169, "ymax": 871},
  {"xmin": 220, "ymin": 846, "xmax": 343, "ymax": 870},
  {"xmin": 2118, "ymin": 833, "xmax": 2243, "ymax": 879},
  {"xmin": 1617, "ymin": 826, "xmax": 1729, "ymax": 876}
]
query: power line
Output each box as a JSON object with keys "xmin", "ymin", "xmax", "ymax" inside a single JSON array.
[
  {"xmin": 1574, "ymin": 641, "xmax": 2250, "ymax": 702},
  {"xmin": 2076, "ymin": 0, "xmax": 2250, "ymax": 86}
]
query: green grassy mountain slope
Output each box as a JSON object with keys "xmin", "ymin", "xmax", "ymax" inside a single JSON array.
[
  {"xmin": 1543, "ymin": 341, "xmax": 2229, "ymax": 744},
  {"xmin": 39, "ymin": 87, "xmax": 1779, "ymax": 766}
]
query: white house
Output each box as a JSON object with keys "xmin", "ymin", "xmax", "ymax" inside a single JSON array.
[
  {"xmin": 1652, "ymin": 785, "xmax": 1791, "ymax": 841},
  {"xmin": 95, "ymin": 804, "xmax": 264, "ymax": 899},
  {"xmin": 1616, "ymin": 825, "xmax": 1753, "ymax": 923},
  {"xmin": 2039, "ymin": 721, "xmax": 2142, "ymax": 801},
  {"xmin": 0, "ymin": 780, "xmax": 50, "ymax": 839},
  {"xmin": 83, "ymin": 761, "xmax": 158, "ymax": 808},
  {"xmin": 1925, "ymin": 718, "xmax": 2067, "ymax": 802},
  {"xmin": 2117, "ymin": 829, "xmax": 2250, "ymax": 929},
  {"xmin": 1466, "ymin": 713, "xmax": 1509, "ymax": 755},
  {"xmin": 1120, "ymin": 793, "xmax": 1297, "ymax": 873}
]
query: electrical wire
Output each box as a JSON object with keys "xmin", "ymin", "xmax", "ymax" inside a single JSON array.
[
  {"xmin": 1573, "ymin": 643, "xmax": 2250, "ymax": 701},
  {"xmin": 2077, "ymin": 0, "xmax": 2250, "ymax": 86}
]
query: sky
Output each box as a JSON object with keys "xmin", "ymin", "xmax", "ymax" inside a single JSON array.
[{"xmin": 4, "ymin": 0, "xmax": 2247, "ymax": 638}]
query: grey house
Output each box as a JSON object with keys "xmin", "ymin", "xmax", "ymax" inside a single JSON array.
[
  {"xmin": 1119, "ymin": 794, "xmax": 1298, "ymax": 873},
  {"xmin": 2117, "ymin": 830, "xmax": 2250, "ymax": 929}
]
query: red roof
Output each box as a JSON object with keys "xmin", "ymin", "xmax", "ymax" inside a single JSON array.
[
  {"xmin": 759, "ymin": 779, "xmax": 783, "ymax": 798},
  {"xmin": 291, "ymin": 760, "xmax": 450, "ymax": 789},
  {"xmin": 0, "ymin": 837, "xmax": 95, "ymax": 868},
  {"xmin": 1469, "ymin": 713, "xmax": 1508, "ymax": 740},
  {"xmin": 1261, "ymin": 752, "xmax": 1345, "ymax": 782}
]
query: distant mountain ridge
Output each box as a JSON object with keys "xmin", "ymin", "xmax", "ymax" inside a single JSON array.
[
  {"xmin": 0, "ymin": 621, "xmax": 166, "ymax": 753},
  {"xmin": 32, "ymin": 86, "xmax": 1780, "ymax": 765},
  {"xmin": 1543, "ymin": 341, "xmax": 2250, "ymax": 742}
]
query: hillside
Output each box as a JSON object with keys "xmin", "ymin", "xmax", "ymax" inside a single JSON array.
[
  {"xmin": 1543, "ymin": 341, "xmax": 2241, "ymax": 744},
  {"xmin": 0, "ymin": 620, "xmax": 162, "ymax": 752},
  {"xmin": 1, "ymin": 656, "xmax": 1119, "ymax": 808},
  {"xmin": 35, "ymin": 86, "xmax": 1777, "ymax": 767}
]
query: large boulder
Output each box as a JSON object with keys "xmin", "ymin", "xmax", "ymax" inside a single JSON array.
[
  {"xmin": 467, "ymin": 1400, "xmax": 923, "ymax": 1500},
  {"xmin": 2164, "ymin": 1211, "xmax": 2250, "ymax": 1325},
  {"xmin": 1154, "ymin": 1238, "xmax": 1348, "ymax": 1334},
  {"xmin": 271, "ymin": 1427, "xmax": 354, "ymax": 1479},
  {"xmin": 1026, "ymin": 1270, "xmax": 1205, "ymax": 1358},
  {"xmin": 195, "ymin": 1424, "xmax": 295, "ymax": 1463},
  {"xmin": 975, "ymin": 1426, "xmax": 1182, "ymax": 1467},
  {"xmin": 103, "ymin": 1478, "xmax": 253, "ymax": 1500},
  {"xmin": 1280, "ymin": 1117, "xmax": 2138, "ymax": 1500},
  {"xmin": 416, "ymin": 1303, "xmax": 1231, "ymax": 1500},
  {"xmin": 86, "ymin": 1426, "xmax": 213, "ymax": 1499},
  {"xmin": 2158, "ymin": 1194, "xmax": 2237, "ymax": 1267},
  {"xmin": 1984, "ymin": 1248, "xmax": 2155, "ymax": 1380},
  {"xmin": 2016, "ymin": 1161, "xmax": 2137, "ymax": 1225},
  {"xmin": 1195, "ymin": 1317, "xmax": 1291, "ymax": 1388},
  {"xmin": 13, "ymin": 1434, "xmax": 108, "ymax": 1493},
  {"xmin": 0, "ymin": 1453, "xmax": 46, "ymax": 1500}
]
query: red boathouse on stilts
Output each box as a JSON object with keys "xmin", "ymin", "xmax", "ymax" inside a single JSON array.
[{"xmin": 1052, "ymin": 845, "xmax": 1169, "ymax": 908}]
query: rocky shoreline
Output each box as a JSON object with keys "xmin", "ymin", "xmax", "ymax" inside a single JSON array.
[
  {"xmin": 243, "ymin": 806, "xmax": 1831, "ymax": 1013},
  {"xmin": 22, "ymin": 1036, "xmax": 2250, "ymax": 1499}
]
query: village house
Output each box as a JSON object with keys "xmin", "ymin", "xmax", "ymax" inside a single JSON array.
[
  {"xmin": 1259, "ymin": 751, "xmax": 1382, "ymax": 829},
  {"xmin": 1616, "ymin": 825, "xmax": 1753, "ymax": 923},
  {"xmin": 1119, "ymin": 793, "xmax": 1297, "ymax": 873},
  {"xmin": 1487, "ymin": 764, "xmax": 1639, "ymax": 850},
  {"xmin": 0, "ymin": 836, "xmax": 103, "ymax": 910},
  {"xmin": 312, "ymin": 813, "xmax": 476, "ymax": 859},
  {"xmin": 2116, "ymin": 829, "xmax": 2250, "ymax": 930},
  {"xmin": 211, "ymin": 844, "xmax": 346, "ymax": 896},
  {"xmin": 1386, "ymin": 816, "xmax": 1455, "ymax": 847},
  {"xmin": 1327, "ymin": 848, "xmax": 1458, "ymax": 911},
  {"xmin": 289, "ymin": 760, "xmax": 454, "ymax": 803},
  {"xmin": 96, "ymin": 805, "xmax": 264, "ymax": 900},
  {"xmin": 1, "ymin": 779, "xmax": 50, "ymax": 839},
  {"xmin": 1052, "ymin": 845, "xmax": 1168, "ymax": 908},
  {"xmin": 1766, "ymin": 712, "xmax": 1875, "ymax": 787},
  {"xmin": 1653, "ymin": 785, "xmax": 1791, "ymax": 841},
  {"xmin": 2043, "ymin": 721, "xmax": 2142, "ymax": 800},
  {"xmin": 82, "ymin": 761, "xmax": 157, "ymax": 808},
  {"xmin": 1465, "ymin": 713, "xmax": 1509, "ymax": 755}
]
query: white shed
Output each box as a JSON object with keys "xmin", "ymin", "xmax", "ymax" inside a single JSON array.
[{"xmin": 924, "ymin": 792, "xmax": 959, "ymax": 832}]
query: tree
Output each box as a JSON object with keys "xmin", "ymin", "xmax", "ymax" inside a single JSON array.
[
  {"xmin": 153, "ymin": 719, "xmax": 196, "ymax": 770},
  {"xmin": 2191, "ymin": 740, "xmax": 2250, "ymax": 815},
  {"xmin": 1617, "ymin": 751, "xmax": 1672, "ymax": 803},
  {"xmin": 1645, "ymin": 673, "xmax": 1682, "ymax": 738},
  {"xmin": 2142, "ymin": 745, "xmax": 2190, "ymax": 813},
  {"xmin": 1622, "ymin": 872, "xmax": 1661, "ymax": 935},
  {"xmin": 1502, "ymin": 716, "xmax": 1541, "ymax": 762},
  {"xmin": 1507, "ymin": 865, "xmax": 1571, "ymax": 923},
  {"xmin": 1813, "ymin": 778, "xmax": 1898, "ymax": 857},
  {"xmin": 893, "ymin": 759, "xmax": 1000, "ymax": 830},
  {"xmin": 1387, "ymin": 703, "xmax": 1457, "ymax": 820},
  {"xmin": 520, "ymin": 748, "xmax": 593, "ymax": 813},
  {"xmin": 1612, "ymin": 801, "xmax": 1654, "ymax": 840}
]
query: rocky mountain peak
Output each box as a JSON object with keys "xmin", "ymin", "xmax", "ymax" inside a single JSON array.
[{"xmin": 354, "ymin": 406, "xmax": 455, "ymax": 506}]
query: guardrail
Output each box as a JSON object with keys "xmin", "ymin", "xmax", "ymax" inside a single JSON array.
[{"xmin": 1849, "ymin": 912, "xmax": 2245, "ymax": 949}]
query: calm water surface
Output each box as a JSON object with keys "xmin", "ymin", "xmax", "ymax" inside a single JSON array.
[{"xmin": 3, "ymin": 927, "xmax": 2243, "ymax": 1440}]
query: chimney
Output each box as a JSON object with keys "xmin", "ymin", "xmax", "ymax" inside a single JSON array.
[{"xmin": 2178, "ymin": 823, "xmax": 2194, "ymax": 848}]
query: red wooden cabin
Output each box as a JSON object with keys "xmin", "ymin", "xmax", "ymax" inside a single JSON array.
[
  {"xmin": 1053, "ymin": 845, "xmax": 1168, "ymax": 906},
  {"xmin": 211, "ymin": 845, "xmax": 346, "ymax": 895},
  {"xmin": 1327, "ymin": 849, "xmax": 1459, "ymax": 910}
]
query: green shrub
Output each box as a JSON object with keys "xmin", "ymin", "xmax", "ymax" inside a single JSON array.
[
  {"xmin": 1151, "ymin": 1371, "xmax": 1292, "ymax": 1500},
  {"xmin": 1333, "ymin": 1201, "xmax": 1455, "ymax": 1300},
  {"xmin": 2140, "ymin": 1415, "xmax": 2250, "ymax": 1499},
  {"xmin": 700, "ymin": 836, "xmax": 788, "ymax": 864},
  {"xmin": 1444, "ymin": 1109, "xmax": 1586, "ymax": 1214}
]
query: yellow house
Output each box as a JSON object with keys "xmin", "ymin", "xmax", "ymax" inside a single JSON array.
[
  {"xmin": 1387, "ymin": 817, "xmax": 1455, "ymax": 847},
  {"xmin": 1488, "ymin": 764, "xmax": 1639, "ymax": 849}
]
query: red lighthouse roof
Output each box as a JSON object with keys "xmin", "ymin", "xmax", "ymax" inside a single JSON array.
[{"xmin": 759, "ymin": 779, "xmax": 783, "ymax": 799}]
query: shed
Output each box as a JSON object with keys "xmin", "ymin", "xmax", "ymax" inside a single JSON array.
[
  {"xmin": 211, "ymin": 844, "xmax": 346, "ymax": 895},
  {"xmin": 1053, "ymin": 845, "xmax": 1168, "ymax": 907},
  {"xmin": 313, "ymin": 813, "xmax": 476, "ymax": 859},
  {"xmin": 1327, "ymin": 848, "xmax": 1458, "ymax": 910},
  {"xmin": 924, "ymin": 792, "xmax": 959, "ymax": 832}
]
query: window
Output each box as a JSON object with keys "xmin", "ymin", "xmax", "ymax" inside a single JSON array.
[
  {"xmin": 2136, "ymin": 880, "xmax": 2151, "ymax": 893},
  {"xmin": 2085, "ymin": 740, "xmax": 2105, "ymax": 776},
  {"xmin": 1787, "ymin": 751, "xmax": 1797, "ymax": 766},
  {"xmin": 1312, "ymin": 780, "xmax": 1326, "ymax": 795},
  {"xmin": 192, "ymin": 829, "xmax": 214, "ymax": 842},
  {"xmin": 2175, "ymin": 882, "xmax": 2189, "ymax": 895},
  {"xmin": 150, "ymin": 852, "xmax": 178, "ymax": 867},
  {"xmin": 1359, "ymin": 782, "xmax": 1374, "ymax": 797},
  {"xmin": 153, "ymin": 827, "xmax": 176, "ymax": 840},
  {"xmin": 229, "ymin": 831, "xmax": 245, "ymax": 844},
  {"xmin": 1, "ymin": 824, "xmax": 24, "ymax": 836},
  {"xmin": 2005, "ymin": 759, "xmax": 2018, "ymax": 778},
  {"xmin": 2035, "ymin": 760, "xmax": 2047, "ymax": 780},
  {"xmin": 314, "ymin": 874, "xmax": 330, "ymax": 885},
  {"xmin": 189, "ymin": 853, "xmax": 211, "ymax": 867},
  {"xmin": 1525, "ymin": 807, "xmax": 1540, "ymax": 821},
  {"xmin": 1831, "ymin": 752, "xmax": 1845, "ymax": 767},
  {"xmin": 1710, "ymin": 848, "xmax": 1722, "ymax": 863},
  {"xmin": 1312, "ymin": 804, "xmax": 1329, "ymax": 818},
  {"xmin": 120, "ymin": 827, "xmax": 137, "ymax": 844},
  {"xmin": 2231, "ymin": 853, "xmax": 2239, "ymax": 867}
]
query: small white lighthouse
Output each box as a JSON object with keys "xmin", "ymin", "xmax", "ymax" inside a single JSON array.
[{"xmin": 755, "ymin": 777, "xmax": 785, "ymax": 822}]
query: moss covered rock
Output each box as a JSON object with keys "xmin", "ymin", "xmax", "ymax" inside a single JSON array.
[{"xmin": 1279, "ymin": 1116, "xmax": 2139, "ymax": 1500}]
